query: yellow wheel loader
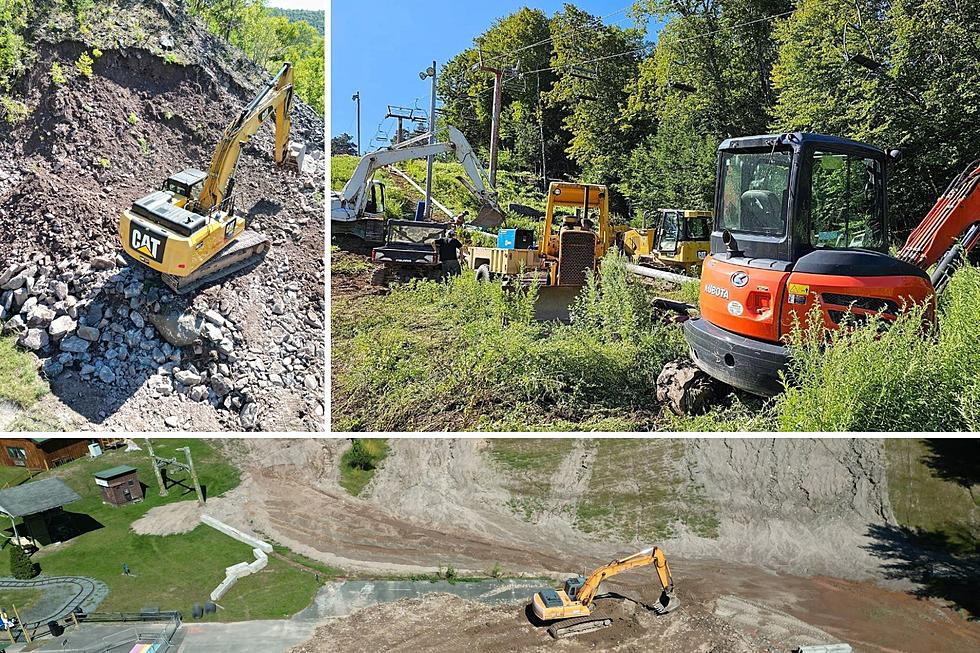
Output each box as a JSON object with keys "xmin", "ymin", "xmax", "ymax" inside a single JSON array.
[
  {"xmin": 530, "ymin": 546, "xmax": 678, "ymax": 639},
  {"xmin": 119, "ymin": 62, "xmax": 301, "ymax": 294}
]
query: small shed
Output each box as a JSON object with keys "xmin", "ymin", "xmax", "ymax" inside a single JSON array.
[
  {"xmin": 94, "ymin": 465, "xmax": 143, "ymax": 506},
  {"xmin": 0, "ymin": 477, "xmax": 81, "ymax": 547}
]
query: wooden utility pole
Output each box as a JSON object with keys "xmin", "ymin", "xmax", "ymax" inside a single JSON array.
[
  {"xmin": 145, "ymin": 439, "xmax": 168, "ymax": 497},
  {"xmin": 11, "ymin": 604, "xmax": 29, "ymax": 643},
  {"xmin": 474, "ymin": 54, "xmax": 504, "ymax": 188},
  {"xmin": 178, "ymin": 447, "xmax": 205, "ymax": 506}
]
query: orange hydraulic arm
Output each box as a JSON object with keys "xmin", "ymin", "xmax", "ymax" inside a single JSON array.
[
  {"xmin": 575, "ymin": 546, "xmax": 673, "ymax": 608},
  {"xmin": 898, "ymin": 160, "xmax": 980, "ymax": 291}
]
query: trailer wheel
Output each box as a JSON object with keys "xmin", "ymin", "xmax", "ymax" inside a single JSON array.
[{"xmin": 476, "ymin": 264, "xmax": 491, "ymax": 283}]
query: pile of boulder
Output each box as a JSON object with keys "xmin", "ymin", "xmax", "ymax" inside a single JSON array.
[{"xmin": 0, "ymin": 253, "xmax": 299, "ymax": 429}]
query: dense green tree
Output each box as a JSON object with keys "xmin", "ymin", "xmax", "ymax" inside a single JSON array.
[
  {"xmin": 9, "ymin": 545, "xmax": 39, "ymax": 580},
  {"xmin": 331, "ymin": 133, "xmax": 357, "ymax": 156},
  {"xmin": 772, "ymin": 0, "xmax": 980, "ymax": 237}
]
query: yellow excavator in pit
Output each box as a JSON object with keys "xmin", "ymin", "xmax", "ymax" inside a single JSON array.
[
  {"xmin": 119, "ymin": 62, "xmax": 300, "ymax": 294},
  {"xmin": 530, "ymin": 546, "xmax": 679, "ymax": 639}
]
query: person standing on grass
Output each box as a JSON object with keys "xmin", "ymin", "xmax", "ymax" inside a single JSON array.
[{"xmin": 436, "ymin": 230, "xmax": 464, "ymax": 279}]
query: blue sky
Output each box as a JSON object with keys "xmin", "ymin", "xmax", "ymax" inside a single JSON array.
[{"xmin": 330, "ymin": 1, "xmax": 644, "ymax": 149}]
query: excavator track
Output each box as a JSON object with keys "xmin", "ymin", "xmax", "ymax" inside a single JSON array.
[
  {"xmin": 162, "ymin": 229, "xmax": 271, "ymax": 295},
  {"xmin": 546, "ymin": 613, "xmax": 613, "ymax": 639}
]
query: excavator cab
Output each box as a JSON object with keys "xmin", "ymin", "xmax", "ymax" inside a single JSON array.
[
  {"xmin": 162, "ymin": 169, "xmax": 207, "ymax": 208},
  {"xmin": 364, "ymin": 179, "xmax": 386, "ymax": 216},
  {"xmin": 684, "ymin": 133, "xmax": 933, "ymax": 397},
  {"xmin": 563, "ymin": 576, "xmax": 586, "ymax": 600}
]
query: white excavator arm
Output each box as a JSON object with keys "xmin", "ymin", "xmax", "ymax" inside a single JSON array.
[{"xmin": 331, "ymin": 126, "xmax": 504, "ymax": 227}]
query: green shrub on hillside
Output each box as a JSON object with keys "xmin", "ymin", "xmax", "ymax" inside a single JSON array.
[{"xmin": 333, "ymin": 253, "xmax": 685, "ymax": 431}]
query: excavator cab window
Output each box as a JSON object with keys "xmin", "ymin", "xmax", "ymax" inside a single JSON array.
[
  {"xmin": 719, "ymin": 150, "xmax": 792, "ymax": 236},
  {"xmin": 162, "ymin": 178, "xmax": 203, "ymax": 204},
  {"xmin": 806, "ymin": 151, "xmax": 885, "ymax": 252},
  {"xmin": 656, "ymin": 210, "xmax": 680, "ymax": 254},
  {"xmin": 686, "ymin": 215, "xmax": 711, "ymax": 241}
]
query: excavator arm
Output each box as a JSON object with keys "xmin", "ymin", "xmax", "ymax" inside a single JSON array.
[
  {"xmin": 898, "ymin": 159, "xmax": 980, "ymax": 291},
  {"xmin": 197, "ymin": 62, "xmax": 295, "ymax": 214},
  {"xmin": 332, "ymin": 125, "xmax": 504, "ymax": 227},
  {"xmin": 576, "ymin": 546, "xmax": 673, "ymax": 607}
]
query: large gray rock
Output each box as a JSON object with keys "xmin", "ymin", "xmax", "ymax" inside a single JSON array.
[
  {"xmin": 174, "ymin": 369, "xmax": 203, "ymax": 385},
  {"xmin": 49, "ymin": 315, "xmax": 77, "ymax": 339},
  {"xmin": 97, "ymin": 366, "xmax": 116, "ymax": 384},
  {"xmin": 239, "ymin": 402, "xmax": 258, "ymax": 429},
  {"xmin": 202, "ymin": 321, "xmax": 222, "ymax": 343},
  {"xmin": 210, "ymin": 374, "xmax": 233, "ymax": 396},
  {"xmin": 77, "ymin": 325, "xmax": 100, "ymax": 341},
  {"xmin": 2, "ymin": 314, "xmax": 26, "ymax": 335},
  {"xmin": 60, "ymin": 336, "xmax": 90, "ymax": 353},
  {"xmin": 1, "ymin": 273, "xmax": 26, "ymax": 290},
  {"xmin": 0, "ymin": 263, "xmax": 24, "ymax": 287},
  {"xmin": 18, "ymin": 328, "xmax": 48, "ymax": 351},
  {"xmin": 148, "ymin": 309, "xmax": 204, "ymax": 347},
  {"xmin": 26, "ymin": 305, "xmax": 55, "ymax": 328}
]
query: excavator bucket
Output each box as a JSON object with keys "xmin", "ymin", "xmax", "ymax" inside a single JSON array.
[
  {"xmin": 651, "ymin": 589, "xmax": 680, "ymax": 615},
  {"xmin": 285, "ymin": 140, "xmax": 306, "ymax": 172},
  {"xmin": 470, "ymin": 202, "xmax": 507, "ymax": 229}
]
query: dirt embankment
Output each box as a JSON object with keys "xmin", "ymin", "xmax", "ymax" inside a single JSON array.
[
  {"xmin": 0, "ymin": 1, "xmax": 324, "ymax": 431},
  {"xmin": 162, "ymin": 439, "xmax": 979, "ymax": 653}
]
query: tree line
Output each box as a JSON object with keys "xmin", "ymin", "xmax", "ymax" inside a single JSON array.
[
  {"xmin": 437, "ymin": 0, "xmax": 980, "ymax": 235},
  {"xmin": 190, "ymin": 0, "xmax": 324, "ymax": 115}
]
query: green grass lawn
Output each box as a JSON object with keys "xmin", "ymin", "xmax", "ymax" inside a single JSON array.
[
  {"xmin": 0, "ymin": 336, "xmax": 47, "ymax": 408},
  {"xmin": 0, "ymin": 439, "xmax": 321, "ymax": 621},
  {"xmin": 0, "ymin": 466, "xmax": 34, "ymax": 489},
  {"xmin": 339, "ymin": 439, "xmax": 389, "ymax": 496},
  {"xmin": 0, "ymin": 588, "xmax": 41, "ymax": 613}
]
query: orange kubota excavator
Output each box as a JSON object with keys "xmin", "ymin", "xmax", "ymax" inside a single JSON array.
[{"xmin": 679, "ymin": 132, "xmax": 980, "ymax": 399}]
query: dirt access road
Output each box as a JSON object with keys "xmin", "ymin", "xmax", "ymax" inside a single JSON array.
[{"xmin": 134, "ymin": 439, "xmax": 979, "ymax": 653}]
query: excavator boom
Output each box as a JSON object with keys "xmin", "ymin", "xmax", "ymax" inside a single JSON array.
[
  {"xmin": 898, "ymin": 159, "xmax": 980, "ymax": 292},
  {"xmin": 331, "ymin": 125, "xmax": 505, "ymax": 231},
  {"xmin": 198, "ymin": 62, "xmax": 295, "ymax": 213}
]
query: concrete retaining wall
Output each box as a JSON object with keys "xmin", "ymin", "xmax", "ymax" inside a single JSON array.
[{"xmin": 200, "ymin": 515, "xmax": 272, "ymax": 601}]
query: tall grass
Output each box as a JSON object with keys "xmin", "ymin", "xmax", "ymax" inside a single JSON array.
[
  {"xmin": 332, "ymin": 253, "xmax": 686, "ymax": 431},
  {"xmin": 776, "ymin": 265, "xmax": 980, "ymax": 431}
]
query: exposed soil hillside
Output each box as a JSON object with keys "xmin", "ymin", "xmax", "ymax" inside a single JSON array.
[
  {"xmin": 0, "ymin": 1, "xmax": 324, "ymax": 431},
  {"xmin": 140, "ymin": 438, "xmax": 980, "ymax": 653}
]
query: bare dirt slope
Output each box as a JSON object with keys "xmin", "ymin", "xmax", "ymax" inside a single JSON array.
[
  {"xmin": 149, "ymin": 438, "xmax": 980, "ymax": 653},
  {"xmin": 0, "ymin": 1, "xmax": 324, "ymax": 431}
]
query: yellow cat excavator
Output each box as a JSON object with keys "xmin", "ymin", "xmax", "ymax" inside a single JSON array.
[
  {"xmin": 119, "ymin": 62, "xmax": 299, "ymax": 294},
  {"xmin": 530, "ymin": 546, "xmax": 679, "ymax": 638}
]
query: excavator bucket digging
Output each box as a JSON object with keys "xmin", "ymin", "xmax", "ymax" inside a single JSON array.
[
  {"xmin": 651, "ymin": 589, "xmax": 680, "ymax": 615},
  {"xmin": 285, "ymin": 140, "xmax": 306, "ymax": 172},
  {"xmin": 471, "ymin": 202, "xmax": 507, "ymax": 229}
]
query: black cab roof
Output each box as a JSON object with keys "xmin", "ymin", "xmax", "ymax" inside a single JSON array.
[{"xmin": 719, "ymin": 132, "xmax": 886, "ymax": 157}]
